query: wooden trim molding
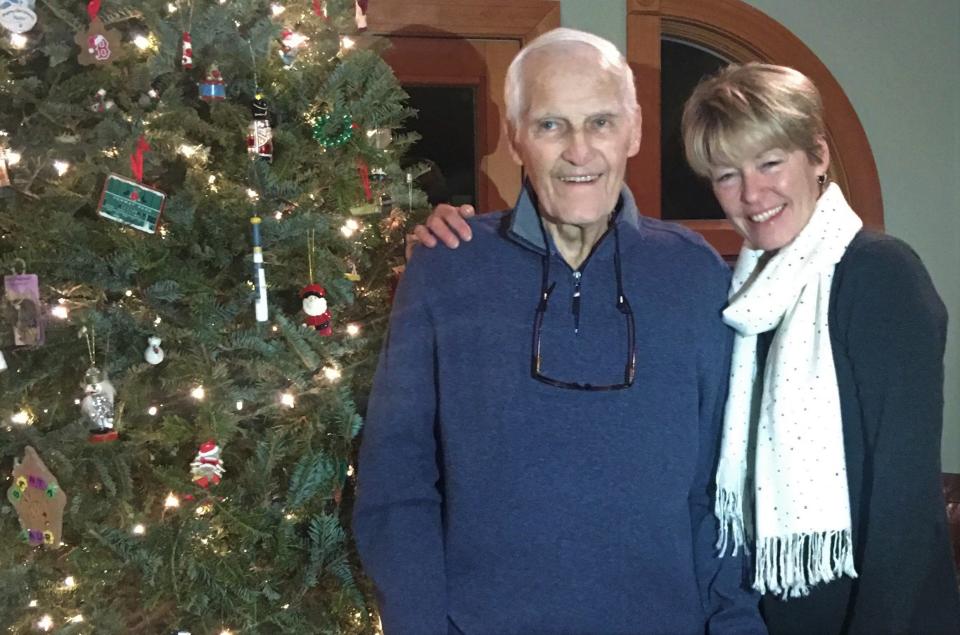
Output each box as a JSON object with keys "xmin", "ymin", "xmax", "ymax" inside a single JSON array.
[
  {"xmin": 626, "ymin": 0, "xmax": 884, "ymax": 254},
  {"xmin": 368, "ymin": 0, "xmax": 560, "ymax": 44}
]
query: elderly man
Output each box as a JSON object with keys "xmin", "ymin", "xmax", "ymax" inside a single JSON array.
[{"xmin": 353, "ymin": 28, "xmax": 763, "ymax": 635}]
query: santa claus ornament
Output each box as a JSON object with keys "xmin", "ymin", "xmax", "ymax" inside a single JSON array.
[
  {"xmin": 190, "ymin": 439, "xmax": 225, "ymax": 488},
  {"xmin": 300, "ymin": 230, "xmax": 332, "ymax": 335},
  {"xmin": 300, "ymin": 283, "xmax": 332, "ymax": 336}
]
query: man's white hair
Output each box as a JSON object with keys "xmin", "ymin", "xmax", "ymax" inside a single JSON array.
[{"xmin": 504, "ymin": 27, "xmax": 638, "ymax": 128}]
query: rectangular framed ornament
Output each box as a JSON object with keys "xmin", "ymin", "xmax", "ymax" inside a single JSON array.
[{"xmin": 97, "ymin": 174, "xmax": 165, "ymax": 234}]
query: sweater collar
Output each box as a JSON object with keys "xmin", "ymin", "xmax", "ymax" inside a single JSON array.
[{"xmin": 506, "ymin": 179, "xmax": 640, "ymax": 255}]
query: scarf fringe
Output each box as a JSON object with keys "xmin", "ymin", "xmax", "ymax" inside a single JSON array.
[
  {"xmin": 715, "ymin": 487, "xmax": 747, "ymax": 557},
  {"xmin": 754, "ymin": 529, "xmax": 858, "ymax": 599}
]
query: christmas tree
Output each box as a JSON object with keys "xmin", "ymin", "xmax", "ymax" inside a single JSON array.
[{"xmin": 0, "ymin": 0, "xmax": 423, "ymax": 632}]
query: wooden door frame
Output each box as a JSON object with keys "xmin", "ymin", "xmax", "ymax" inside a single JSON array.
[
  {"xmin": 368, "ymin": 1, "xmax": 560, "ymax": 211},
  {"xmin": 627, "ymin": 0, "xmax": 884, "ymax": 255},
  {"xmin": 368, "ymin": 0, "xmax": 560, "ymax": 42}
]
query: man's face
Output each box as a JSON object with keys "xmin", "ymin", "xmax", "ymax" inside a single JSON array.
[{"xmin": 508, "ymin": 45, "xmax": 641, "ymax": 230}]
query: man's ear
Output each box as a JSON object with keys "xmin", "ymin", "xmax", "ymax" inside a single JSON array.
[
  {"xmin": 505, "ymin": 121, "xmax": 523, "ymax": 167},
  {"xmin": 627, "ymin": 106, "xmax": 642, "ymax": 158}
]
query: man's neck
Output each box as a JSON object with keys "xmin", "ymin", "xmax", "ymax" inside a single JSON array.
[{"xmin": 543, "ymin": 216, "xmax": 610, "ymax": 269}]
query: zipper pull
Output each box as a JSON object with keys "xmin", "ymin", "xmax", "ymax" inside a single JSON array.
[{"xmin": 572, "ymin": 270, "xmax": 582, "ymax": 334}]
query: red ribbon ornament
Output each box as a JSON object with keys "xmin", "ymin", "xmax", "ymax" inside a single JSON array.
[
  {"xmin": 312, "ymin": 0, "xmax": 325, "ymax": 17},
  {"xmin": 356, "ymin": 159, "xmax": 372, "ymax": 201},
  {"xmin": 129, "ymin": 136, "xmax": 150, "ymax": 183},
  {"xmin": 87, "ymin": 0, "xmax": 101, "ymax": 21}
]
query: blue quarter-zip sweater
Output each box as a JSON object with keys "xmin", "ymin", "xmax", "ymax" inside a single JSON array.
[{"xmin": 354, "ymin": 184, "xmax": 764, "ymax": 635}]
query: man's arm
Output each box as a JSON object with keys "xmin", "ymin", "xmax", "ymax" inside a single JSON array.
[
  {"xmin": 353, "ymin": 255, "xmax": 447, "ymax": 635},
  {"xmin": 691, "ymin": 275, "xmax": 766, "ymax": 634}
]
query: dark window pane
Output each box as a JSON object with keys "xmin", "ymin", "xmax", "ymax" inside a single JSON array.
[
  {"xmin": 661, "ymin": 39, "xmax": 728, "ymax": 220},
  {"xmin": 402, "ymin": 86, "xmax": 476, "ymax": 207}
]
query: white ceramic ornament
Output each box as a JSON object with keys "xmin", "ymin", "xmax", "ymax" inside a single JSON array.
[
  {"xmin": 0, "ymin": 0, "xmax": 37, "ymax": 34},
  {"xmin": 144, "ymin": 336, "xmax": 164, "ymax": 365}
]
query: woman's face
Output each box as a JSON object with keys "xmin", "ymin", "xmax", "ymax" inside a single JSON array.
[{"xmin": 708, "ymin": 139, "xmax": 829, "ymax": 251}]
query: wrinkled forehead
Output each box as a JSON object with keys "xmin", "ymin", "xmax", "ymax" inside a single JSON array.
[{"xmin": 520, "ymin": 45, "xmax": 626, "ymax": 113}]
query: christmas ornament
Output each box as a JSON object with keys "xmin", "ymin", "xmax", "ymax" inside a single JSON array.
[
  {"xmin": 90, "ymin": 88, "xmax": 114, "ymax": 113},
  {"xmin": 80, "ymin": 326, "xmax": 117, "ymax": 442},
  {"xmin": 190, "ymin": 440, "xmax": 225, "ymax": 488},
  {"xmin": 300, "ymin": 284, "xmax": 332, "ymax": 335},
  {"xmin": 367, "ymin": 126, "xmax": 392, "ymax": 150},
  {"xmin": 82, "ymin": 366, "xmax": 116, "ymax": 442},
  {"xmin": 7, "ymin": 447, "xmax": 66, "ymax": 549},
  {"xmin": 279, "ymin": 27, "xmax": 306, "ymax": 66},
  {"xmin": 199, "ymin": 65, "xmax": 226, "ymax": 102},
  {"xmin": 300, "ymin": 229, "xmax": 332, "ymax": 334},
  {"xmin": 312, "ymin": 0, "xmax": 325, "ymax": 17},
  {"xmin": 0, "ymin": 0, "xmax": 37, "ymax": 34},
  {"xmin": 143, "ymin": 336, "xmax": 164, "ymax": 365},
  {"xmin": 0, "ymin": 145, "xmax": 11, "ymax": 193},
  {"xmin": 97, "ymin": 174, "xmax": 166, "ymax": 234},
  {"xmin": 344, "ymin": 258, "xmax": 360, "ymax": 282},
  {"xmin": 246, "ymin": 93, "xmax": 273, "ymax": 161},
  {"xmin": 76, "ymin": 2, "xmax": 123, "ymax": 66},
  {"xmin": 356, "ymin": 159, "xmax": 372, "ymax": 202},
  {"xmin": 249, "ymin": 215, "xmax": 269, "ymax": 322},
  {"xmin": 4, "ymin": 268, "xmax": 43, "ymax": 346},
  {"xmin": 354, "ymin": 0, "xmax": 368, "ymax": 31},
  {"xmin": 177, "ymin": 1, "xmax": 194, "ymax": 69},
  {"xmin": 180, "ymin": 32, "xmax": 192, "ymax": 69},
  {"xmin": 312, "ymin": 111, "xmax": 353, "ymax": 150},
  {"xmin": 137, "ymin": 88, "xmax": 159, "ymax": 108}
]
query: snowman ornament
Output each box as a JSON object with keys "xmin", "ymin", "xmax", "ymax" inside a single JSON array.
[
  {"xmin": 144, "ymin": 336, "xmax": 164, "ymax": 365},
  {"xmin": 299, "ymin": 283, "xmax": 332, "ymax": 336}
]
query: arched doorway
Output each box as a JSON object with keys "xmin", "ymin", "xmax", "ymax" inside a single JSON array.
[{"xmin": 625, "ymin": 0, "xmax": 883, "ymax": 256}]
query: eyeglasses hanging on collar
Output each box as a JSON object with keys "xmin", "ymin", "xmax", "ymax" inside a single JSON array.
[{"xmin": 530, "ymin": 217, "xmax": 637, "ymax": 391}]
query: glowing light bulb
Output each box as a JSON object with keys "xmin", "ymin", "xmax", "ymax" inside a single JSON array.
[
  {"xmin": 340, "ymin": 223, "xmax": 356, "ymax": 238},
  {"xmin": 346, "ymin": 323, "xmax": 361, "ymax": 336},
  {"xmin": 37, "ymin": 615, "xmax": 53, "ymax": 631},
  {"xmin": 322, "ymin": 366, "xmax": 342, "ymax": 382},
  {"xmin": 246, "ymin": 188, "xmax": 259, "ymax": 200},
  {"xmin": 11, "ymin": 410, "xmax": 30, "ymax": 425},
  {"xmin": 133, "ymin": 34, "xmax": 151, "ymax": 50},
  {"xmin": 235, "ymin": 400, "xmax": 244, "ymax": 411},
  {"xmin": 124, "ymin": 289, "xmax": 133, "ymax": 297},
  {"xmin": 190, "ymin": 385, "xmax": 205, "ymax": 400},
  {"xmin": 167, "ymin": 2, "xmax": 177, "ymax": 12},
  {"xmin": 341, "ymin": 36, "xmax": 356, "ymax": 50},
  {"xmin": 10, "ymin": 34, "xmax": 27, "ymax": 49},
  {"xmin": 147, "ymin": 406, "xmax": 158, "ymax": 416},
  {"xmin": 164, "ymin": 493, "xmax": 180, "ymax": 508},
  {"xmin": 28, "ymin": 600, "xmax": 38, "ymax": 608},
  {"xmin": 132, "ymin": 523, "xmax": 146, "ymax": 535},
  {"xmin": 5, "ymin": 150, "xmax": 21, "ymax": 165},
  {"xmin": 53, "ymin": 160, "xmax": 70, "ymax": 176},
  {"xmin": 178, "ymin": 144, "xmax": 197, "ymax": 158},
  {"xmin": 68, "ymin": 615, "xmax": 84, "ymax": 624},
  {"xmin": 270, "ymin": 3, "xmax": 285, "ymax": 15},
  {"xmin": 63, "ymin": 576, "xmax": 76, "ymax": 588},
  {"xmin": 274, "ymin": 210, "xmax": 283, "ymax": 220},
  {"xmin": 280, "ymin": 392, "xmax": 295, "ymax": 408},
  {"xmin": 154, "ymin": 315, "xmax": 162, "ymax": 326},
  {"xmin": 208, "ymin": 175, "xmax": 216, "ymax": 184},
  {"xmin": 220, "ymin": 630, "xmax": 234, "ymax": 635}
]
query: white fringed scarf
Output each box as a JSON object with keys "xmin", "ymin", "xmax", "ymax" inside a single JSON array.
[{"xmin": 716, "ymin": 183, "xmax": 861, "ymax": 598}]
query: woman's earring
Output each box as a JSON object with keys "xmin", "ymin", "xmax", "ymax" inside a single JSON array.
[{"xmin": 817, "ymin": 174, "xmax": 826, "ymax": 185}]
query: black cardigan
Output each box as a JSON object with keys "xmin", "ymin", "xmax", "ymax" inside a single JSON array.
[{"xmin": 761, "ymin": 231, "xmax": 960, "ymax": 634}]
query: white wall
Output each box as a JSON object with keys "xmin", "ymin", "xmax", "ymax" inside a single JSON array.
[{"xmin": 560, "ymin": 0, "xmax": 960, "ymax": 471}]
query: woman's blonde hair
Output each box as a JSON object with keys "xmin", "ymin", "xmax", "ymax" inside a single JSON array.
[{"xmin": 681, "ymin": 63, "xmax": 826, "ymax": 177}]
